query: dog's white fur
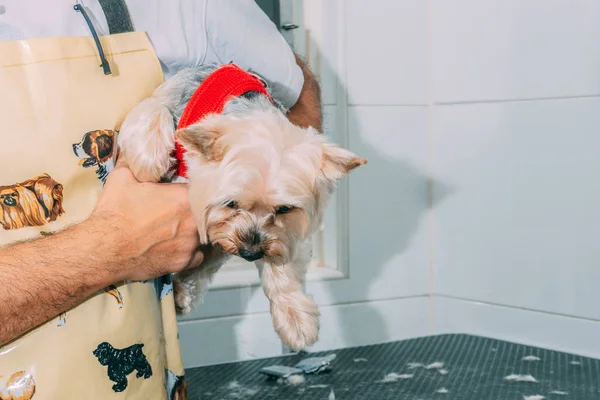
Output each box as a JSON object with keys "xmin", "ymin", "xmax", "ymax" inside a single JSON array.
[{"xmin": 118, "ymin": 64, "xmax": 366, "ymax": 350}]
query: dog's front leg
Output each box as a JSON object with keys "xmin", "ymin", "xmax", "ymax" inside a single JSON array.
[
  {"xmin": 256, "ymin": 241, "xmax": 320, "ymax": 351},
  {"xmin": 118, "ymin": 97, "xmax": 176, "ymax": 182},
  {"xmin": 172, "ymin": 244, "xmax": 229, "ymax": 314}
]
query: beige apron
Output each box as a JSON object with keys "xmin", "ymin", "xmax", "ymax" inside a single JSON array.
[{"xmin": 0, "ymin": 7, "xmax": 186, "ymax": 400}]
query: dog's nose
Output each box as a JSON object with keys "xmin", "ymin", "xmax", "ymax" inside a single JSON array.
[
  {"xmin": 238, "ymin": 247, "xmax": 264, "ymax": 262},
  {"xmin": 3, "ymin": 197, "xmax": 16, "ymax": 206},
  {"xmin": 72, "ymin": 143, "xmax": 79, "ymax": 155}
]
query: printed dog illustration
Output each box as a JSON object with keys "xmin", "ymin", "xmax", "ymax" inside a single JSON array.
[
  {"xmin": 105, "ymin": 285, "xmax": 124, "ymax": 308},
  {"xmin": 73, "ymin": 129, "xmax": 117, "ymax": 185},
  {"xmin": 93, "ymin": 342, "xmax": 152, "ymax": 392},
  {"xmin": 0, "ymin": 174, "xmax": 64, "ymax": 231},
  {"xmin": 57, "ymin": 286, "xmax": 123, "ymax": 327},
  {"xmin": 0, "ymin": 370, "xmax": 35, "ymax": 400},
  {"xmin": 57, "ymin": 312, "xmax": 66, "ymax": 327},
  {"xmin": 165, "ymin": 369, "xmax": 187, "ymax": 400}
]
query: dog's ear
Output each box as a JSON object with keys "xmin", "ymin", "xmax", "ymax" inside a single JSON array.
[
  {"xmin": 15, "ymin": 185, "xmax": 47, "ymax": 226},
  {"xmin": 94, "ymin": 132, "xmax": 115, "ymax": 163},
  {"xmin": 320, "ymin": 142, "xmax": 367, "ymax": 182},
  {"xmin": 175, "ymin": 117, "xmax": 225, "ymax": 162}
]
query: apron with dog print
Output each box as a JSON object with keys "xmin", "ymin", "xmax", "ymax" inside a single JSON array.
[{"xmin": 0, "ymin": 2, "xmax": 186, "ymax": 399}]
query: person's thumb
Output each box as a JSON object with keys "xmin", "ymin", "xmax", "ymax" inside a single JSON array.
[
  {"xmin": 115, "ymin": 151, "xmax": 130, "ymax": 170},
  {"xmin": 183, "ymin": 249, "xmax": 205, "ymax": 271}
]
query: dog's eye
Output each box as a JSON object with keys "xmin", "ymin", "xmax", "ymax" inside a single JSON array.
[
  {"xmin": 275, "ymin": 206, "xmax": 293, "ymax": 215},
  {"xmin": 226, "ymin": 200, "xmax": 238, "ymax": 209}
]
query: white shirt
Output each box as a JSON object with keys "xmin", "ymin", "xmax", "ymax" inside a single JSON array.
[{"xmin": 0, "ymin": 0, "xmax": 304, "ymax": 108}]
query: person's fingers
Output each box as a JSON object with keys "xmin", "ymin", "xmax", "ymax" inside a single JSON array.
[
  {"xmin": 103, "ymin": 165, "xmax": 136, "ymax": 187},
  {"xmin": 114, "ymin": 155, "xmax": 130, "ymax": 170},
  {"xmin": 156, "ymin": 182, "xmax": 191, "ymax": 207},
  {"xmin": 184, "ymin": 249, "xmax": 204, "ymax": 270}
]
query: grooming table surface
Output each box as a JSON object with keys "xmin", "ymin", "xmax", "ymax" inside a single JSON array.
[{"xmin": 185, "ymin": 334, "xmax": 600, "ymax": 399}]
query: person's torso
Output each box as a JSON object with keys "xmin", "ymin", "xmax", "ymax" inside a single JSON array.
[{"xmin": 0, "ymin": 0, "xmax": 209, "ymax": 77}]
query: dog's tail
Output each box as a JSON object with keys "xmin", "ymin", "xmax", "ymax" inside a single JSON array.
[{"xmin": 118, "ymin": 97, "xmax": 175, "ymax": 182}]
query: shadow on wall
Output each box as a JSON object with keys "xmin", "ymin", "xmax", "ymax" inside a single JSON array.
[
  {"xmin": 301, "ymin": 11, "xmax": 455, "ymax": 348},
  {"xmin": 320, "ymin": 108, "xmax": 455, "ymax": 348}
]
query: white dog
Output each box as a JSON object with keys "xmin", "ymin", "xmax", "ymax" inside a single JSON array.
[{"xmin": 118, "ymin": 63, "xmax": 366, "ymax": 350}]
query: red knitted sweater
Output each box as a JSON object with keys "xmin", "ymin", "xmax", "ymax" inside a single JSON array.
[{"xmin": 174, "ymin": 64, "xmax": 272, "ymax": 178}]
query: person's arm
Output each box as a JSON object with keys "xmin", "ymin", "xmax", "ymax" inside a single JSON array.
[
  {"xmin": 0, "ymin": 165, "xmax": 203, "ymax": 345},
  {"xmin": 0, "ymin": 221, "xmax": 117, "ymax": 344},
  {"xmin": 286, "ymin": 54, "xmax": 323, "ymax": 132},
  {"xmin": 204, "ymin": 0, "xmax": 322, "ymax": 130}
]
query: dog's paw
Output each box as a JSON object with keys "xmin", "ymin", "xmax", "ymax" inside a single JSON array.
[
  {"xmin": 173, "ymin": 280, "xmax": 194, "ymax": 315},
  {"xmin": 271, "ymin": 292, "xmax": 320, "ymax": 351},
  {"xmin": 136, "ymin": 369, "xmax": 151, "ymax": 379},
  {"xmin": 112, "ymin": 382, "xmax": 127, "ymax": 393}
]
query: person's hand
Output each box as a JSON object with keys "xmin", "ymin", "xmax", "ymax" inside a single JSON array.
[{"xmin": 88, "ymin": 160, "xmax": 203, "ymax": 281}]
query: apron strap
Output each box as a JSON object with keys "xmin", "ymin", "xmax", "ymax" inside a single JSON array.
[{"xmin": 98, "ymin": 0, "xmax": 134, "ymax": 34}]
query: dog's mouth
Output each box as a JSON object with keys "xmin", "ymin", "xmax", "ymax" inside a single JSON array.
[
  {"xmin": 79, "ymin": 157, "xmax": 98, "ymax": 168},
  {"xmin": 238, "ymin": 247, "xmax": 265, "ymax": 262},
  {"xmin": 211, "ymin": 234, "xmax": 288, "ymax": 265},
  {"xmin": 3, "ymin": 197, "xmax": 16, "ymax": 206}
]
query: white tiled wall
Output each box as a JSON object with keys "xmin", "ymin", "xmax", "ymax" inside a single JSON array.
[
  {"xmin": 346, "ymin": 0, "xmax": 429, "ymax": 105},
  {"xmin": 180, "ymin": 0, "xmax": 600, "ymax": 367},
  {"xmin": 430, "ymin": 1, "xmax": 600, "ymax": 353},
  {"xmin": 433, "ymin": 99, "xmax": 600, "ymax": 319},
  {"xmin": 431, "ymin": 0, "xmax": 600, "ymax": 103}
]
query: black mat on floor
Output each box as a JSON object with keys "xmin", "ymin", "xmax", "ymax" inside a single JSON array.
[{"xmin": 185, "ymin": 334, "xmax": 600, "ymax": 400}]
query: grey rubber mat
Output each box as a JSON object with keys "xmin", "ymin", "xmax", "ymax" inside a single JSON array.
[{"xmin": 185, "ymin": 334, "xmax": 600, "ymax": 399}]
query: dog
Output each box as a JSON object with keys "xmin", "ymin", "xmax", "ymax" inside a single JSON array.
[
  {"xmin": 165, "ymin": 370, "xmax": 187, "ymax": 400},
  {"xmin": 73, "ymin": 129, "xmax": 117, "ymax": 185},
  {"xmin": 93, "ymin": 342, "xmax": 152, "ymax": 393},
  {"xmin": 0, "ymin": 371, "xmax": 35, "ymax": 400},
  {"xmin": 0, "ymin": 174, "xmax": 64, "ymax": 231},
  {"xmin": 118, "ymin": 63, "xmax": 367, "ymax": 351}
]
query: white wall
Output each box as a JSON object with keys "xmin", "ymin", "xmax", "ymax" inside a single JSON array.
[
  {"xmin": 431, "ymin": 0, "xmax": 600, "ymax": 357},
  {"xmin": 179, "ymin": 0, "xmax": 600, "ymax": 367}
]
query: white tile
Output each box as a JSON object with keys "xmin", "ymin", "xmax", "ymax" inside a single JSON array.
[
  {"xmin": 180, "ymin": 296, "xmax": 432, "ymax": 367},
  {"xmin": 178, "ymin": 313, "xmax": 282, "ymax": 368},
  {"xmin": 308, "ymin": 106, "xmax": 432, "ymax": 305},
  {"xmin": 433, "ymin": 99, "xmax": 600, "ymax": 319},
  {"xmin": 309, "ymin": 296, "xmax": 432, "ymax": 352},
  {"xmin": 296, "ymin": 0, "xmax": 340, "ymax": 105},
  {"xmin": 432, "ymin": 0, "xmax": 600, "ymax": 103},
  {"xmin": 178, "ymin": 285, "xmax": 270, "ymax": 321},
  {"xmin": 436, "ymin": 297, "xmax": 600, "ymax": 359},
  {"xmin": 347, "ymin": 0, "xmax": 428, "ymax": 105}
]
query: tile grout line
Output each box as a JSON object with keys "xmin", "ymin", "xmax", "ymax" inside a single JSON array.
[
  {"xmin": 436, "ymin": 294, "xmax": 600, "ymax": 323},
  {"xmin": 347, "ymin": 94, "xmax": 600, "ymax": 108},
  {"xmin": 425, "ymin": 0, "xmax": 437, "ymax": 335},
  {"xmin": 437, "ymin": 93, "xmax": 600, "ymax": 105}
]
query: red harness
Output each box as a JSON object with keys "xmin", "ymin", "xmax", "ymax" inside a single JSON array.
[{"xmin": 174, "ymin": 63, "xmax": 272, "ymax": 178}]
